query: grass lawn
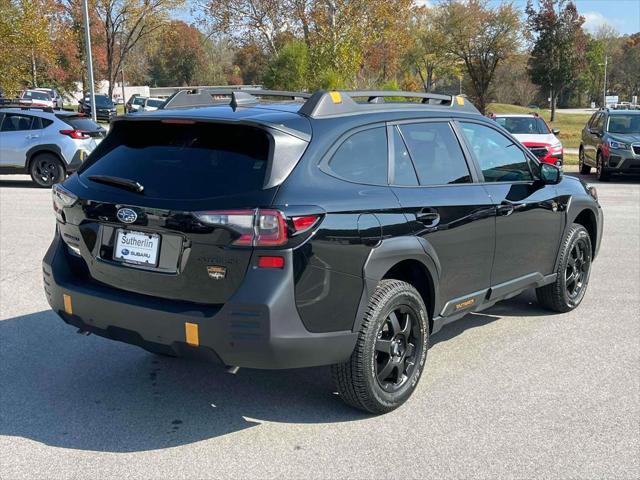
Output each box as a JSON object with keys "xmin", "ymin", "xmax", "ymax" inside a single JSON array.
[{"xmin": 488, "ymin": 103, "xmax": 590, "ymax": 151}]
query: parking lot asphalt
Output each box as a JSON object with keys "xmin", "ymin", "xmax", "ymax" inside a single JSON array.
[{"xmin": 1, "ymin": 173, "xmax": 638, "ymax": 479}]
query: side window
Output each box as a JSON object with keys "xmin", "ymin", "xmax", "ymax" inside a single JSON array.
[
  {"xmin": 390, "ymin": 127, "xmax": 418, "ymax": 186},
  {"xmin": 398, "ymin": 122, "xmax": 471, "ymax": 185},
  {"xmin": 459, "ymin": 122, "xmax": 533, "ymax": 183},
  {"xmin": 587, "ymin": 112, "xmax": 597, "ymax": 128},
  {"xmin": 31, "ymin": 116, "xmax": 52, "ymax": 130},
  {"xmin": 0, "ymin": 113, "xmax": 33, "ymax": 132},
  {"xmin": 593, "ymin": 113, "xmax": 605, "ymax": 131},
  {"xmin": 328, "ymin": 127, "xmax": 388, "ymax": 185}
]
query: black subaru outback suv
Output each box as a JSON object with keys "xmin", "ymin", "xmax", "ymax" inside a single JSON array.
[{"xmin": 44, "ymin": 89, "xmax": 603, "ymax": 413}]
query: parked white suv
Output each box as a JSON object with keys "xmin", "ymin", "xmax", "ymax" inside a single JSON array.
[{"xmin": 0, "ymin": 107, "xmax": 106, "ymax": 186}]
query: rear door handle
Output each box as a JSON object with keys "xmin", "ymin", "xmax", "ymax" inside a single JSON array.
[
  {"xmin": 416, "ymin": 209, "xmax": 440, "ymax": 226},
  {"xmin": 496, "ymin": 202, "xmax": 514, "ymax": 216}
]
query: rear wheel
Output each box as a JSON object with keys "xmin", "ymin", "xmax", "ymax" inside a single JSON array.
[
  {"xmin": 29, "ymin": 153, "xmax": 65, "ymax": 187},
  {"xmin": 578, "ymin": 147, "xmax": 591, "ymax": 174},
  {"xmin": 596, "ymin": 152, "xmax": 610, "ymax": 182},
  {"xmin": 332, "ymin": 279, "xmax": 429, "ymax": 414},
  {"xmin": 536, "ymin": 223, "xmax": 592, "ymax": 313}
]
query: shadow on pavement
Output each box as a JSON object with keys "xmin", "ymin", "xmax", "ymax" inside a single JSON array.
[
  {"xmin": 0, "ymin": 178, "xmax": 41, "ymax": 189},
  {"xmin": 0, "ymin": 290, "xmax": 551, "ymax": 453}
]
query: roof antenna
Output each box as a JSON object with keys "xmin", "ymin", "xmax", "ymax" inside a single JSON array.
[{"xmin": 230, "ymin": 91, "xmax": 258, "ymax": 111}]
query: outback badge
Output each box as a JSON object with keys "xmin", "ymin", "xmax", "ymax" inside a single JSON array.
[{"xmin": 207, "ymin": 265, "xmax": 227, "ymax": 280}]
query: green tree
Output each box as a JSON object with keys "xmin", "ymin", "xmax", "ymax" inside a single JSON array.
[
  {"xmin": 263, "ymin": 40, "xmax": 309, "ymax": 90},
  {"xmin": 434, "ymin": 0, "xmax": 521, "ymax": 114},
  {"xmin": 526, "ymin": 0, "xmax": 587, "ymax": 120}
]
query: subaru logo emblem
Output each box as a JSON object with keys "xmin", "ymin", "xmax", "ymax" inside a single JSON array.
[{"xmin": 117, "ymin": 208, "xmax": 137, "ymax": 224}]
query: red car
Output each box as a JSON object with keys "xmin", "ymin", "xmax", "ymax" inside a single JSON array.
[{"xmin": 491, "ymin": 113, "xmax": 564, "ymax": 166}]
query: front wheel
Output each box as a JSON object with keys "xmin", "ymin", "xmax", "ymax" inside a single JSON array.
[
  {"xmin": 578, "ymin": 147, "xmax": 591, "ymax": 174},
  {"xmin": 29, "ymin": 153, "xmax": 65, "ymax": 187},
  {"xmin": 596, "ymin": 152, "xmax": 610, "ymax": 182},
  {"xmin": 332, "ymin": 279, "xmax": 429, "ymax": 414},
  {"xmin": 536, "ymin": 223, "xmax": 592, "ymax": 312}
]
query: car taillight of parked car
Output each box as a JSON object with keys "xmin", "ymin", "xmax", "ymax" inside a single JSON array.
[
  {"xmin": 59, "ymin": 129, "xmax": 90, "ymax": 140},
  {"xmin": 194, "ymin": 209, "xmax": 320, "ymax": 248},
  {"xmin": 52, "ymin": 184, "xmax": 77, "ymax": 222}
]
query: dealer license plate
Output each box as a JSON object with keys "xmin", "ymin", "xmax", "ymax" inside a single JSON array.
[{"xmin": 113, "ymin": 229, "xmax": 160, "ymax": 266}]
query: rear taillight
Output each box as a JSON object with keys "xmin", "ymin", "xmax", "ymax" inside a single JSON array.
[
  {"xmin": 194, "ymin": 209, "xmax": 320, "ymax": 247},
  {"xmin": 52, "ymin": 184, "xmax": 77, "ymax": 222},
  {"xmin": 59, "ymin": 129, "xmax": 90, "ymax": 140}
]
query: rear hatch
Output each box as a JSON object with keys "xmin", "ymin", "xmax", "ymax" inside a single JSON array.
[
  {"xmin": 58, "ymin": 117, "xmax": 309, "ymax": 304},
  {"xmin": 57, "ymin": 114, "xmax": 106, "ymax": 140}
]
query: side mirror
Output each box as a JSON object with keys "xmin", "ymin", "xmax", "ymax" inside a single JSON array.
[
  {"xmin": 589, "ymin": 128, "xmax": 601, "ymax": 136},
  {"xmin": 552, "ymin": 128, "xmax": 560, "ymax": 135},
  {"xmin": 539, "ymin": 162, "xmax": 562, "ymax": 185}
]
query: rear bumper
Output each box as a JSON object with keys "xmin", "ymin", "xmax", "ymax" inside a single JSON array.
[
  {"xmin": 43, "ymin": 233, "xmax": 357, "ymax": 369},
  {"xmin": 43, "ymin": 234, "xmax": 357, "ymax": 369}
]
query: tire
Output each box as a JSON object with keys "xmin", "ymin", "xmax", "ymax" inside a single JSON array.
[
  {"xmin": 578, "ymin": 147, "xmax": 591, "ymax": 174},
  {"xmin": 536, "ymin": 224, "xmax": 592, "ymax": 313},
  {"xmin": 332, "ymin": 279, "xmax": 429, "ymax": 414},
  {"xmin": 29, "ymin": 153, "xmax": 65, "ymax": 187},
  {"xmin": 596, "ymin": 152, "xmax": 610, "ymax": 182}
]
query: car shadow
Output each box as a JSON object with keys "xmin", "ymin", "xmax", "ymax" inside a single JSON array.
[
  {"xmin": 566, "ymin": 171, "xmax": 640, "ymax": 184},
  {"xmin": 0, "ymin": 178, "xmax": 41, "ymax": 189},
  {"xmin": 0, "ymin": 290, "xmax": 553, "ymax": 453}
]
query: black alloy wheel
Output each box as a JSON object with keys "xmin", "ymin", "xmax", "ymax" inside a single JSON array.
[
  {"xmin": 375, "ymin": 306, "xmax": 422, "ymax": 393},
  {"xmin": 29, "ymin": 153, "xmax": 65, "ymax": 187},
  {"xmin": 565, "ymin": 236, "xmax": 591, "ymax": 301}
]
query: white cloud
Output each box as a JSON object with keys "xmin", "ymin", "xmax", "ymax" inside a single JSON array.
[
  {"xmin": 414, "ymin": 0, "xmax": 433, "ymax": 7},
  {"xmin": 582, "ymin": 11, "xmax": 614, "ymax": 33}
]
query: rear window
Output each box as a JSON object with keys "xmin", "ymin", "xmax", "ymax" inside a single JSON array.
[
  {"xmin": 58, "ymin": 116, "xmax": 101, "ymax": 131},
  {"xmin": 79, "ymin": 121, "xmax": 271, "ymax": 199}
]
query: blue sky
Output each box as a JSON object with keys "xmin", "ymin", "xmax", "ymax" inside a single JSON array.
[
  {"xmin": 493, "ymin": 1, "xmax": 639, "ymax": 34},
  {"xmin": 181, "ymin": 1, "xmax": 640, "ymax": 36}
]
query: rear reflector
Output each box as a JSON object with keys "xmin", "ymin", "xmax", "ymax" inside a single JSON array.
[
  {"xmin": 258, "ymin": 256, "xmax": 285, "ymax": 269},
  {"xmin": 185, "ymin": 322, "xmax": 199, "ymax": 346},
  {"xmin": 63, "ymin": 294, "xmax": 73, "ymax": 314}
]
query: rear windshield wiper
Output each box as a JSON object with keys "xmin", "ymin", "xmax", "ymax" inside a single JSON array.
[{"xmin": 88, "ymin": 175, "xmax": 144, "ymax": 193}]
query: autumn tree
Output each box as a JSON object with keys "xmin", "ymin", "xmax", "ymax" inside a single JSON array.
[
  {"xmin": 93, "ymin": 0, "xmax": 183, "ymax": 97},
  {"xmin": 434, "ymin": 0, "xmax": 520, "ymax": 114},
  {"xmin": 148, "ymin": 21, "xmax": 206, "ymax": 86},
  {"xmin": 526, "ymin": 0, "xmax": 587, "ymax": 120}
]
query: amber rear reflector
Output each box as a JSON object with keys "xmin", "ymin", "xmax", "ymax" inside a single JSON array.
[
  {"xmin": 63, "ymin": 294, "xmax": 73, "ymax": 314},
  {"xmin": 329, "ymin": 91, "xmax": 342, "ymax": 104},
  {"xmin": 185, "ymin": 322, "xmax": 199, "ymax": 346}
]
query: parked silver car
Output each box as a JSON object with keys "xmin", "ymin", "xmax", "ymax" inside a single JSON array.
[
  {"xmin": 0, "ymin": 107, "xmax": 106, "ymax": 186},
  {"xmin": 34, "ymin": 88, "xmax": 65, "ymax": 109}
]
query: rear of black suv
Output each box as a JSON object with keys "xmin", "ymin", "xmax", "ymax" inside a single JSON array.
[{"xmin": 43, "ymin": 111, "xmax": 358, "ymax": 369}]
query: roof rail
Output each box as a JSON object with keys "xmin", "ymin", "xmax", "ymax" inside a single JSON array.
[
  {"xmin": 0, "ymin": 101, "xmax": 54, "ymax": 113},
  {"xmin": 161, "ymin": 88, "xmax": 311, "ymax": 110},
  {"xmin": 298, "ymin": 90, "xmax": 479, "ymax": 118}
]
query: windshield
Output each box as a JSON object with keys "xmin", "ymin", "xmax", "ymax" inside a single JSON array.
[
  {"xmin": 146, "ymin": 99, "xmax": 164, "ymax": 108},
  {"xmin": 133, "ymin": 97, "xmax": 146, "ymax": 106},
  {"xmin": 607, "ymin": 115, "xmax": 640, "ymax": 134},
  {"xmin": 79, "ymin": 121, "xmax": 271, "ymax": 200},
  {"xmin": 495, "ymin": 116, "xmax": 550, "ymax": 135},
  {"xmin": 23, "ymin": 90, "xmax": 50, "ymax": 101}
]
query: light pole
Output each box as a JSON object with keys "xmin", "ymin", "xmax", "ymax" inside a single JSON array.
[
  {"xmin": 602, "ymin": 54, "xmax": 608, "ymax": 108},
  {"xmin": 81, "ymin": 0, "xmax": 97, "ymax": 122}
]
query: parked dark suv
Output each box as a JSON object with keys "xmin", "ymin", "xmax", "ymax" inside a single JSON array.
[
  {"xmin": 43, "ymin": 89, "xmax": 603, "ymax": 413},
  {"xmin": 579, "ymin": 108, "xmax": 640, "ymax": 181}
]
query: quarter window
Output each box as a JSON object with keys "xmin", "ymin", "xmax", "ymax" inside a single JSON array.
[
  {"xmin": 391, "ymin": 127, "xmax": 418, "ymax": 186},
  {"xmin": 398, "ymin": 122, "xmax": 471, "ymax": 185},
  {"xmin": 328, "ymin": 127, "xmax": 388, "ymax": 185},
  {"xmin": 460, "ymin": 122, "xmax": 533, "ymax": 183}
]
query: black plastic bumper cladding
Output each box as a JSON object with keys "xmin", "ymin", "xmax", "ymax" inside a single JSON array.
[{"xmin": 43, "ymin": 234, "xmax": 357, "ymax": 369}]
